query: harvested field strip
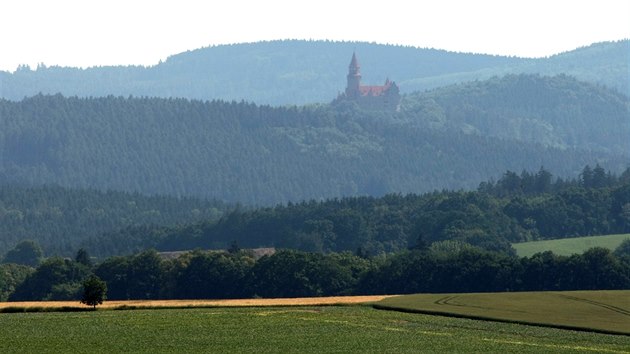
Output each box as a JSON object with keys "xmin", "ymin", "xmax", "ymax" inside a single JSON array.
[
  {"xmin": 375, "ymin": 290, "xmax": 630, "ymax": 335},
  {"xmin": 0, "ymin": 295, "xmax": 393, "ymax": 312}
]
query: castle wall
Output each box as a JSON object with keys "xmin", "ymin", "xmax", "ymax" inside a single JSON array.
[
  {"xmin": 336, "ymin": 53, "xmax": 401, "ymax": 111},
  {"xmin": 356, "ymin": 93, "xmax": 400, "ymax": 111}
]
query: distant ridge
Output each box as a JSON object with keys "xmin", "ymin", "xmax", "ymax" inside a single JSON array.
[{"xmin": 1, "ymin": 40, "xmax": 627, "ymax": 104}]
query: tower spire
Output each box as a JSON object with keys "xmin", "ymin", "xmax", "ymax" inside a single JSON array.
[
  {"xmin": 349, "ymin": 52, "xmax": 360, "ymax": 72},
  {"xmin": 346, "ymin": 52, "xmax": 361, "ymax": 97}
]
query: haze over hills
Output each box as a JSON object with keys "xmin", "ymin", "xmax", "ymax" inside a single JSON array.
[
  {"xmin": 2, "ymin": 0, "xmax": 630, "ymax": 310},
  {"xmin": 1, "ymin": 74, "xmax": 628, "ymax": 205},
  {"xmin": 1, "ymin": 40, "xmax": 627, "ymax": 105},
  {"xmin": 0, "ymin": 185, "xmax": 227, "ymax": 256},
  {"xmin": 1, "ymin": 38, "xmax": 630, "ymax": 306},
  {"xmin": 0, "ymin": 40, "xmax": 628, "ymax": 206},
  {"xmin": 404, "ymin": 74, "xmax": 630, "ymax": 155}
]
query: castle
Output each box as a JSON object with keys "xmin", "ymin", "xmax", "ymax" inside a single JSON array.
[{"xmin": 333, "ymin": 53, "xmax": 401, "ymax": 111}]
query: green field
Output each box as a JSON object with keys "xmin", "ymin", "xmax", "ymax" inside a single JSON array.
[
  {"xmin": 376, "ymin": 290, "xmax": 630, "ymax": 335},
  {"xmin": 513, "ymin": 233, "xmax": 630, "ymax": 257},
  {"xmin": 0, "ymin": 304, "xmax": 629, "ymax": 353}
]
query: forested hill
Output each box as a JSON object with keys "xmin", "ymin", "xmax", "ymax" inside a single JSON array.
[
  {"xmin": 1, "ymin": 74, "xmax": 628, "ymax": 205},
  {"xmin": 403, "ymin": 74, "xmax": 630, "ymax": 155},
  {"xmin": 1, "ymin": 40, "xmax": 627, "ymax": 105},
  {"xmin": 2, "ymin": 165, "xmax": 628, "ymax": 259},
  {"xmin": 0, "ymin": 185, "xmax": 227, "ymax": 256},
  {"xmin": 83, "ymin": 166, "xmax": 630, "ymax": 257}
]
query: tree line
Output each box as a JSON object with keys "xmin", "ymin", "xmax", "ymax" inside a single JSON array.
[
  {"xmin": 3, "ymin": 164, "xmax": 629, "ymax": 301},
  {"xmin": 1, "ymin": 165, "xmax": 628, "ymax": 259},
  {"xmin": 3, "ymin": 241, "xmax": 630, "ymax": 302},
  {"xmin": 85, "ymin": 165, "xmax": 628, "ymax": 257}
]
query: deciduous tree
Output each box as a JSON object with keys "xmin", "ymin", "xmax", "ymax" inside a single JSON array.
[{"xmin": 81, "ymin": 275, "xmax": 107, "ymax": 309}]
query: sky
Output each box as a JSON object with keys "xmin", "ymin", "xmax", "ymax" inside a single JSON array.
[{"xmin": 1, "ymin": 0, "xmax": 628, "ymax": 72}]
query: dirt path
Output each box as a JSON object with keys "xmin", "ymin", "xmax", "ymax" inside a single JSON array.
[{"xmin": 0, "ymin": 295, "xmax": 396, "ymax": 310}]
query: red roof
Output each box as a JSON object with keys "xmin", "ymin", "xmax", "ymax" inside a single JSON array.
[
  {"xmin": 358, "ymin": 79, "xmax": 396, "ymax": 96},
  {"xmin": 359, "ymin": 86, "xmax": 386, "ymax": 96}
]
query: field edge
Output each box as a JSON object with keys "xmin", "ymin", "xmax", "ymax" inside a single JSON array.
[
  {"xmin": 372, "ymin": 303, "xmax": 630, "ymax": 337},
  {"xmin": 0, "ymin": 295, "xmax": 395, "ymax": 313}
]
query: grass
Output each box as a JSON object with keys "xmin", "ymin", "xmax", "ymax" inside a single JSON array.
[
  {"xmin": 0, "ymin": 305, "xmax": 629, "ymax": 353},
  {"xmin": 513, "ymin": 233, "xmax": 630, "ymax": 257},
  {"xmin": 375, "ymin": 290, "xmax": 630, "ymax": 336}
]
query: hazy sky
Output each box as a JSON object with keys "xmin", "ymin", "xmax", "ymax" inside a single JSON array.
[{"xmin": 1, "ymin": 0, "xmax": 628, "ymax": 72}]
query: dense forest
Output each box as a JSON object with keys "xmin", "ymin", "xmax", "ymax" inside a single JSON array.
[
  {"xmin": 1, "ymin": 74, "xmax": 628, "ymax": 205},
  {"xmin": 1, "ymin": 40, "xmax": 627, "ymax": 105},
  {"xmin": 2, "ymin": 166, "xmax": 629, "ymax": 301},
  {"xmin": 0, "ymin": 185, "xmax": 227, "ymax": 256},
  {"xmin": 1, "ymin": 165, "xmax": 624, "ymax": 259},
  {"xmin": 404, "ymin": 74, "xmax": 630, "ymax": 155},
  {"xmin": 3, "ymin": 242, "xmax": 630, "ymax": 302},
  {"xmin": 71, "ymin": 165, "xmax": 626, "ymax": 258},
  {"xmin": 1, "ymin": 39, "xmax": 629, "ymax": 301}
]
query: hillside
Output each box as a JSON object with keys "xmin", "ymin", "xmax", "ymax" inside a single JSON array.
[
  {"xmin": 2, "ymin": 165, "xmax": 627, "ymax": 259},
  {"xmin": 403, "ymin": 74, "xmax": 630, "ymax": 155},
  {"xmin": 403, "ymin": 40, "xmax": 630, "ymax": 97},
  {"xmin": 1, "ymin": 75, "xmax": 627, "ymax": 205},
  {"xmin": 517, "ymin": 40, "xmax": 630, "ymax": 96},
  {"xmin": 79, "ymin": 172, "xmax": 630, "ymax": 257},
  {"xmin": 0, "ymin": 185, "xmax": 226, "ymax": 256},
  {"xmin": 1, "ymin": 40, "xmax": 627, "ymax": 105}
]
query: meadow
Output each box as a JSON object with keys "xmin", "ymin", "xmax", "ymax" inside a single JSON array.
[
  {"xmin": 513, "ymin": 233, "xmax": 630, "ymax": 257},
  {"xmin": 1, "ymin": 305, "xmax": 629, "ymax": 353}
]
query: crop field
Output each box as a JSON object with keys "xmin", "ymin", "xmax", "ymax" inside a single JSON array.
[
  {"xmin": 513, "ymin": 233, "xmax": 630, "ymax": 257},
  {"xmin": 0, "ymin": 295, "xmax": 391, "ymax": 311},
  {"xmin": 1, "ymin": 305, "xmax": 629, "ymax": 353},
  {"xmin": 376, "ymin": 290, "xmax": 630, "ymax": 335}
]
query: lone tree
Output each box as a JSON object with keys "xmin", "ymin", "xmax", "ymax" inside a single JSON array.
[{"xmin": 81, "ymin": 275, "xmax": 107, "ymax": 309}]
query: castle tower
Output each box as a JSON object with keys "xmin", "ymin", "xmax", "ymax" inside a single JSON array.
[
  {"xmin": 334, "ymin": 52, "xmax": 401, "ymax": 111},
  {"xmin": 345, "ymin": 52, "xmax": 361, "ymax": 98}
]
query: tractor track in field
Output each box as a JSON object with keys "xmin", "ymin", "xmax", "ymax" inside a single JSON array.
[
  {"xmin": 434, "ymin": 293, "xmax": 629, "ymax": 317},
  {"xmin": 434, "ymin": 295, "xmax": 456, "ymax": 306},
  {"xmin": 556, "ymin": 293, "xmax": 630, "ymax": 317},
  {"xmin": 375, "ymin": 291, "xmax": 630, "ymax": 336},
  {"xmin": 433, "ymin": 295, "xmax": 526, "ymax": 313}
]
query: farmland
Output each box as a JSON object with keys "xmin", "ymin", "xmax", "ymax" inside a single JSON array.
[
  {"xmin": 0, "ymin": 295, "xmax": 391, "ymax": 311},
  {"xmin": 376, "ymin": 290, "xmax": 630, "ymax": 335},
  {"xmin": 513, "ymin": 233, "xmax": 630, "ymax": 257},
  {"xmin": 1, "ymin": 304, "xmax": 629, "ymax": 353}
]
